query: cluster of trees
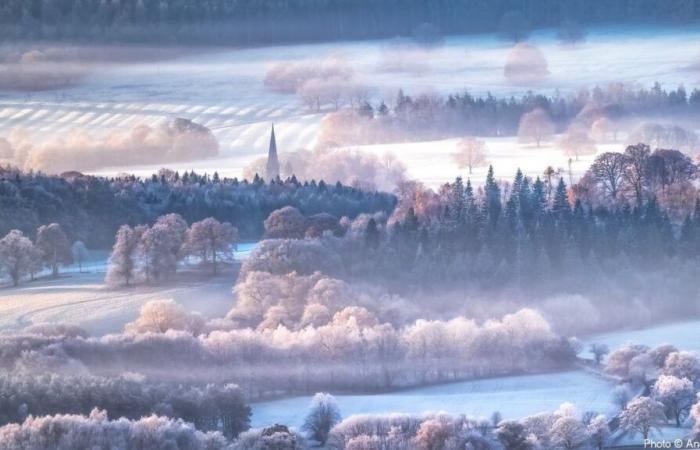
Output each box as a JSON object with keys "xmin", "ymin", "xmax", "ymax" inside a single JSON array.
[
  {"xmin": 605, "ymin": 343, "xmax": 700, "ymax": 429},
  {"xmin": 327, "ymin": 404, "xmax": 611, "ymax": 450},
  {"xmin": 0, "ymin": 167, "xmax": 395, "ymax": 248},
  {"xmin": 0, "ymin": 409, "xmax": 231, "ymax": 450},
  {"xmin": 0, "ymin": 304, "xmax": 575, "ymax": 398},
  {"xmin": 0, "ymin": 373, "xmax": 250, "ymax": 439},
  {"xmin": 579, "ymin": 144, "xmax": 698, "ymax": 213},
  {"xmin": 285, "ymin": 148, "xmax": 700, "ymax": 296},
  {"xmin": 321, "ymin": 82, "xmax": 700, "ymax": 148},
  {"xmin": 105, "ymin": 214, "xmax": 237, "ymax": 286},
  {"xmin": 3, "ymin": 1, "xmax": 697, "ymax": 44},
  {"xmin": 0, "ymin": 223, "xmax": 79, "ymax": 286}
]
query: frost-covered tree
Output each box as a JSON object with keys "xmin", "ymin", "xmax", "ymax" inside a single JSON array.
[
  {"xmin": 187, "ymin": 218, "xmax": 238, "ymax": 274},
  {"xmin": 453, "ymin": 138, "xmax": 488, "ymax": 174},
  {"xmin": 234, "ymin": 424, "xmax": 304, "ymax": 450},
  {"xmin": 518, "ymin": 108, "xmax": 554, "ymax": 147},
  {"xmin": 71, "ymin": 240, "xmax": 88, "ymax": 272},
  {"xmin": 550, "ymin": 416, "xmax": 589, "ymax": 449},
  {"xmin": 495, "ymin": 421, "xmax": 533, "ymax": 450},
  {"xmin": 605, "ymin": 344, "xmax": 649, "ymax": 379},
  {"xmin": 156, "ymin": 213, "xmax": 189, "ymax": 258},
  {"xmin": 264, "ymin": 206, "xmax": 308, "ymax": 239},
  {"xmin": 558, "ymin": 124, "xmax": 596, "ymax": 161},
  {"xmin": 35, "ymin": 223, "xmax": 72, "ymax": 278},
  {"xmin": 586, "ymin": 415, "xmax": 610, "ymax": 450},
  {"xmin": 140, "ymin": 215, "xmax": 188, "ymax": 281},
  {"xmin": 653, "ymin": 375, "xmax": 695, "ymax": 426},
  {"xmin": 0, "ymin": 230, "xmax": 36, "ymax": 286},
  {"xmin": 413, "ymin": 418, "xmax": 452, "ymax": 450},
  {"xmin": 124, "ymin": 299, "xmax": 204, "ymax": 335},
  {"xmin": 106, "ymin": 225, "xmax": 144, "ymax": 287},
  {"xmin": 691, "ymin": 396, "xmax": 700, "ymax": 440},
  {"xmin": 302, "ymin": 393, "xmax": 341, "ymax": 445},
  {"xmin": 619, "ymin": 396, "xmax": 666, "ymax": 440},
  {"xmin": 663, "ymin": 351, "xmax": 700, "ymax": 384},
  {"xmin": 0, "ymin": 408, "xmax": 230, "ymax": 450}
]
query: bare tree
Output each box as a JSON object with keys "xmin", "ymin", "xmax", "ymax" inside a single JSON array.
[
  {"xmin": 453, "ymin": 138, "xmax": 489, "ymax": 174},
  {"xmin": 558, "ymin": 124, "xmax": 596, "ymax": 161},
  {"xmin": 590, "ymin": 152, "xmax": 628, "ymax": 201},
  {"xmin": 622, "ymin": 143, "xmax": 651, "ymax": 206},
  {"xmin": 518, "ymin": 108, "xmax": 555, "ymax": 147}
]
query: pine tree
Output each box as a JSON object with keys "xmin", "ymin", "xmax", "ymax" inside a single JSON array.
[{"xmin": 483, "ymin": 166, "xmax": 501, "ymax": 228}]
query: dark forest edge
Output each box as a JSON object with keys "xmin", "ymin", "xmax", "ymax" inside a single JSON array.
[
  {"xmin": 3, "ymin": 0, "xmax": 700, "ymax": 45},
  {"xmin": 0, "ymin": 168, "xmax": 396, "ymax": 249}
]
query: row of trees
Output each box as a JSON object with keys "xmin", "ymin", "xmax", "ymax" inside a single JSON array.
[
  {"xmin": 3, "ymin": 1, "xmax": 696, "ymax": 43},
  {"xmin": 0, "ymin": 373, "xmax": 250, "ymax": 439},
  {"xmin": 0, "ymin": 305, "xmax": 575, "ymax": 398},
  {"xmin": 0, "ymin": 166, "xmax": 395, "ymax": 248},
  {"xmin": 605, "ymin": 343, "xmax": 700, "ymax": 428},
  {"xmin": 0, "ymin": 409, "xmax": 231, "ymax": 450},
  {"xmin": 323, "ymin": 82, "xmax": 700, "ymax": 148},
  {"xmin": 105, "ymin": 214, "xmax": 238, "ymax": 286},
  {"xmin": 327, "ymin": 405, "xmax": 611, "ymax": 450},
  {"xmin": 0, "ymin": 223, "xmax": 84, "ymax": 286},
  {"xmin": 314, "ymin": 146, "xmax": 700, "ymax": 291}
]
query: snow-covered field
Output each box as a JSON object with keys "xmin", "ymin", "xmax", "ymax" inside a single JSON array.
[
  {"xmin": 584, "ymin": 320, "xmax": 700, "ymax": 357},
  {"xmin": 0, "ymin": 271, "xmax": 235, "ymax": 336},
  {"xmin": 354, "ymin": 138, "xmax": 623, "ymax": 188},
  {"xmin": 2, "ymin": 25, "xmax": 700, "ymax": 187},
  {"xmin": 0, "ymin": 243, "xmax": 256, "ymax": 335},
  {"xmin": 250, "ymin": 370, "xmax": 617, "ymax": 429}
]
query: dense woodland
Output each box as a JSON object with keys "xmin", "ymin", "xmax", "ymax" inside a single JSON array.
[
  {"xmin": 2, "ymin": 0, "xmax": 699, "ymax": 44},
  {"xmin": 0, "ymin": 167, "xmax": 396, "ymax": 248}
]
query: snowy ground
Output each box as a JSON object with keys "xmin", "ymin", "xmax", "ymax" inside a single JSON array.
[
  {"xmin": 250, "ymin": 370, "xmax": 617, "ymax": 429},
  {"xmin": 353, "ymin": 138, "xmax": 623, "ymax": 188},
  {"xmin": 583, "ymin": 320, "xmax": 700, "ymax": 357},
  {"xmin": 251, "ymin": 317, "xmax": 700, "ymax": 429},
  {"xmin": 0, "ymin": 271, "xmax": 237, "ymax": 336},
  {"xmin": 2, "ymin": 25, "xmax": 700, "ymax": 187},
  {"xmin": 0, "ymin": 243, "xmax": 256, "ymax": 336}
]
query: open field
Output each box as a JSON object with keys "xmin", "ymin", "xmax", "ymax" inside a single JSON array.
[
  {"xmin": 2, "ymin": 25, "xmax": 700, "ymax": 187},
  {"xmin": 250, "ymin": 370, "xmax": 617, "ymax": 428},
  {"xmin": 0, "ymin": 243, "xmax": 256, "ymax": 336}
]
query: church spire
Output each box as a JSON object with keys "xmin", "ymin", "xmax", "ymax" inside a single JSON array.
[{"xmin": 266, "ymin": 124, "xmax": 280, "ymax": 181}]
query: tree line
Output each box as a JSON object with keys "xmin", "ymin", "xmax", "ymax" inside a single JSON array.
[
  {"xmin": 324, "ymin": 82, "xmax": 700, "ymax": 147},
  {"xmin": 3, "ymin": 0, "xmax": 698, "ymax": 44},
  {"xmin": 106, "ymin": 214, "xmax": 238, "ymax": 287},
  {"xmin": 0, "ymin": 222, "xmax": 75, "ymax": 286},
  {"xmin": 240, "ymin": 143, "xmax": 700, "ymax": 316},
  {"xmin": 0, "ymin": 167, "xmax": 395, "ymax": 249}
]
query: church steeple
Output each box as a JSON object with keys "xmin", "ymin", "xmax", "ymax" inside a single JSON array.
[{"xmin": 266, "ymin": 124, "xmax": 280, "ymax": 181}]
